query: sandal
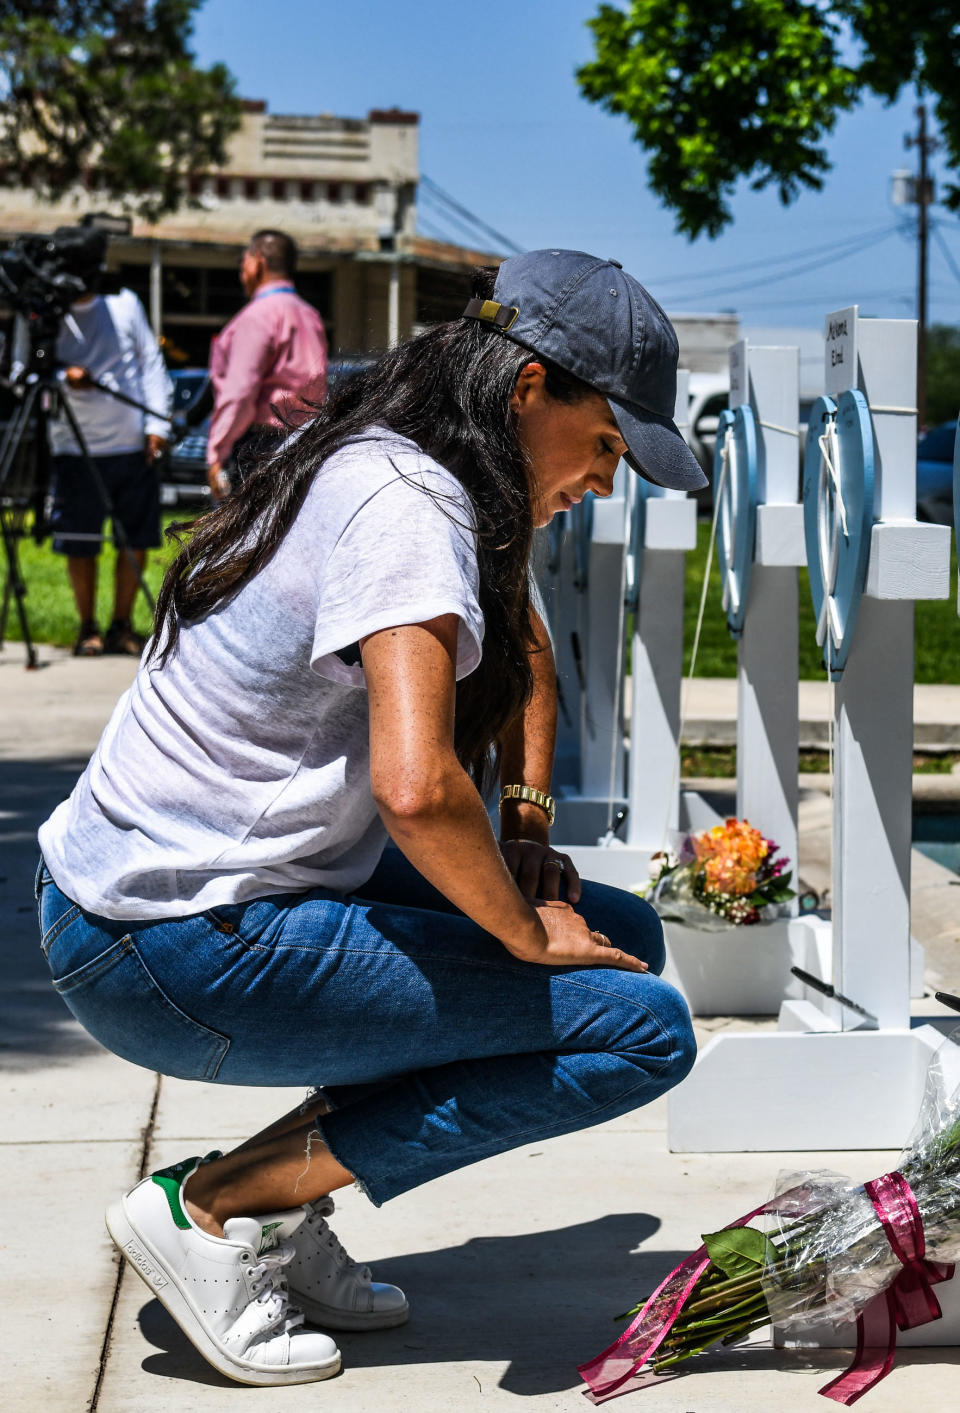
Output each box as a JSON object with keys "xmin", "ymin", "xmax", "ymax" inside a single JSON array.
[
  {"xmin": 103, "ymin": 619, "xmax": 146, "ymax": 657},
  {"xmin": 73, "ymin": 620, "xmax": 103, "ymax": 657}
]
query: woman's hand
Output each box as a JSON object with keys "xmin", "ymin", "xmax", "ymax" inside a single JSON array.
[
  {"xmin": 504, "ymin": 899, "xmax": 649, "ymax": 973},
  {"xmin": 500, "ymin": 838, "xmax": 581, "ymax": 903}
]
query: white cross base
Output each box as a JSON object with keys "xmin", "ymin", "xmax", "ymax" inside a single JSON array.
[{"xmin": 669, "ymin": 995, "xmax": 953, "ymax": 1152}]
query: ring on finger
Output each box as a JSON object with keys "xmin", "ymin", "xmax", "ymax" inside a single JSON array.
[
  {"xmin": 593, "ymin": 932, "xmax": 612, "ymax": 947},
  {"xmin": 543, "ymin": 858, "xmax": 565, "ymax": 872}
]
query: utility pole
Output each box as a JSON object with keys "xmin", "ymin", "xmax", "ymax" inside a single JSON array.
[{"xmin": 904, "ymin": 102, "xmax": 939, "ymax": 428}]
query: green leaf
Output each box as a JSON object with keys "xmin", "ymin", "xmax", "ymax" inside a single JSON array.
[
  {"xmin": 0, "ymin": 1, "xmax": 241, "ymax": 219},
  {"xmin": 701, "ymin": 1226, "xmax": 776, "ymax": 1280},
  {"xmin": 576, "ymin": 0, "xmax": 869, "ymax": 238}
]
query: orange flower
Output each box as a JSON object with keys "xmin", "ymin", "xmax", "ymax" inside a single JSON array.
[{"xmin": 692, "ymin": 818, "xmax": 769, "ymax": 898}]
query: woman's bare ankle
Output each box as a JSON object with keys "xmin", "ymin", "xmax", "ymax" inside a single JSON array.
[
  {"xmin": 183, "ymin": 1163, "xmax": 228, "ymax": 1237},
  {"xmin": 178, "ymin": 1127, "xmax": 353, "ymax": 1240}
]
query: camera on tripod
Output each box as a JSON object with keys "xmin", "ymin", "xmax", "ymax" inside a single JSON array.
[
  {"xmin": 0, "ymin": 225, "xmax": 107, "ymax": 376},
  {"xmin": 0, "ymin": 220, "xmax": 171, "ymax": 667}
]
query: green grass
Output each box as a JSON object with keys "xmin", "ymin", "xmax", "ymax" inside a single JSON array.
[
  {"xmin": 6, "ymin": 512, "xmax": 960, "ymax": 682},
  {"xmin": 3, "ymin": 512, "xmax": 186, "ymax": 648},
  {"xmin": 681, "ymin": 745, "xmax": 960, "ymax": 777},
  {"xmin": 683, "ymin": 520, "xmax": 960, "ymax": 682}
]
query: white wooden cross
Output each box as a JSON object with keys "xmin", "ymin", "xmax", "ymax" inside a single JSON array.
[
  {"xmin": 669, "ymin": 308, "xmax": 954, "ymax": 1154},
  {"xmin": 727, "ymin": 341, "xmax": 805, "ymax": 901},
  {"xmin": 545, "ymin": 373, "xmax": 698, "ymax": 886}
]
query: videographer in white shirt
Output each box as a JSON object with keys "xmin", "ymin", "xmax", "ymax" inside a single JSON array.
[{"xmin": 12, "ymin": 226, "xmax": 173, "ymax": 656}]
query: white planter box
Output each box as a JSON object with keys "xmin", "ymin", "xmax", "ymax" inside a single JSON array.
[{"xmin": 661, "ymin": 917, "xmax": 798, "ymax": 1016}]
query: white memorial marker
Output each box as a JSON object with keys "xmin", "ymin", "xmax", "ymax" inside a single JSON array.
[
  {"xmin": 624, "ymin": 369, "xmax": 698, "ymax": 853},
  {"xmin": 668, "ymin": 307, "xmax": 953, "ymax": 1155},
  {"xmin": 726, "ymin": 341, "xmax": 805, "ymax": 905},
  {"xmin": 953, "ymin": 413, "xmax": 960, "ymax": 614},
  {"xmin": 547, "ymin": 374, "xmax": 698, "ymax": 887}
]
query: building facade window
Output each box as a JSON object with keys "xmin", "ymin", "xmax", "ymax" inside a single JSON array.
[
  {"xmin": 216, "ymin": 176, "xmax": 230, "ymax": 199},
  {"xmin": 271, "ymin": 179, "xmax": 287, "ymax": 202},
  {"xmin": 244, "ymin": 177, "xmax": 258, "ymax": 200},
  {"xmin": 299, "ymin": 179, "xmax": 315, "ymax": 202},
  {"xmin": 327, "ymin": 182, "xmax": 341, "ymax": 203}
]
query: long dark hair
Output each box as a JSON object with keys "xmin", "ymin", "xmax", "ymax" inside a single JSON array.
[{"xmin": 151, "ymin": 269, "xmax": 593, "ymax": 787}]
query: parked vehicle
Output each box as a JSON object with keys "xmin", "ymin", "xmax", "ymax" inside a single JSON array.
[
  {"xmin": 685, "ymin": 375, "xmax": 820, "ymax": 512},
  {"xmin": 686, "ymin": 374, "xmax": 729, "ymax": 477},
  {"xmin": 158, "ymin": 368, "xmax": 211, "ymax": 508},
  {"xmin": 916, "ymin": 420, "xmax": 958, "ymax": 525},
  {"xmin": 158, "ymin": 359, "xmax": 374, "ymax": 508}
]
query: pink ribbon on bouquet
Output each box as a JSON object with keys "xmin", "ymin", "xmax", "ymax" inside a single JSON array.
[
  {"xmin": 578, "ymin": 1170, "xmax": 955, "ymax": 1407},
  {"xmin": 820, "ymin": 1169, "xmax": 955, "ymax": 1406},
  {"xmin": 577, "ymin": 1189, "xmax": 811, "ymax": 1403}
]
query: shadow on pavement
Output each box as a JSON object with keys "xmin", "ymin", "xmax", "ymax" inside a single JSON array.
[
  {"xmin": 136, "ymin": 1249, "xmax": 960, "ymax": 1397},
  {"xmin": 0, "ymin": 755, "xmax": 104, "ymax": 1069},
  {"xmin": 136, "ymin": 1213, "xmax": 668, "ymax": 1394}
]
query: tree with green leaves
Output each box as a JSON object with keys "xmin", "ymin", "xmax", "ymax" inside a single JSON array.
[
  {"xmin": 0, "ymin": 1, "xmax": 241, "ymax": 222},
  {"xmin": 577, "ymin": 2, "xmax": 960, "ymax": 240},
  {"xmin": 925, "ymin": 323, "xmax": 960, "ymax": 424}
]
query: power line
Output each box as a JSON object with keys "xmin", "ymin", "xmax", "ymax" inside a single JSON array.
[
  {"xmin": 418, "ymin": 186, "xmax": 507, "ymax": 252},
  {"xmin": 661, "ymin": 226, "xmax": 900, "ymax": 303},
  {"xmin": 647, "ymin": 223, "xmax": 902, "ymax": 288},
  {"xmin": 420, "ymin": 174, "xmax": 525, "ymax": 255},
  {"xmin": 932, "ymin": 221, "xmax": 960, "ymax": 287},
  {"xmin": 418, "ymin": 182, "xmax": 522, "ymax": 255},
  {"xmin": 418, "ymin": 214, "xmax": 465, "ymax": 246},
  {"xmin": 418, "ymin": 187, "xmax": 497, "ymax": 249},
  {"xmin": 723, "ymin": 287, "xmax": 922, "ymax": 313},
  {"xmin": 931, "ymin": 217, "xmax": 960, "ymax": 245}
]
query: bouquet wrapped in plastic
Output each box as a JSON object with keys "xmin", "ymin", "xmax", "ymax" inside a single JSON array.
[
  {"xmin": 641, "ymin": 817, "xmax": 794, "ymax": 929},
  {"xmin": 579, "ymin": 1037, "xmax": 960, "ymax": 1405}
]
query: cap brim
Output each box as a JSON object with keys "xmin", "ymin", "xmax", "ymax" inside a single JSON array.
[{"xmin": 608, "ymin": 396, "xmax": 708, "ymax": 492}]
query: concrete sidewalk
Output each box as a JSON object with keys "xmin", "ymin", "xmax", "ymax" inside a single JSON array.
[
  {"xmin": 677, "ymin": 677, "xmax": 960, "ymax": 751},
  {"xmin": 3, "ymin": 644, "xmax": 959, "ymax": 1410}
]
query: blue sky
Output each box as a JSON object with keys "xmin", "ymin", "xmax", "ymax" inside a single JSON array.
[{"xmin": 191, "ymin": 0, "xmax": 960, "ymax": 332}]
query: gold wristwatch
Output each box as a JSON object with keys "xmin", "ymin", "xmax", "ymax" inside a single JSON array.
[{"xmin": 498, "ymin": 783, "xmax": 556, "ymax": 827}]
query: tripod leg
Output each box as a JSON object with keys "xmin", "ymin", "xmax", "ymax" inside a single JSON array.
[
  {"xmin": 0, "ymin": 505, "xmax": 38, "ymax": 667},
  {"xmin": 0, "ymin": 565, "xmax": 10, "ymax": 642},
  {"xmin": 0, "ymin": 382, "xmax": 44, "ymax": 667},
  {"xmin": 54, "ymin": 395, "xmax": 156, "ymax": 616}
]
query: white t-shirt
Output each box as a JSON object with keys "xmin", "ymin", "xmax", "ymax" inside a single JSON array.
[
  {"xmin": 39, "ymin": 431, "xmax": 484, "ymax": 919},
  {"xmin": 13, "ymin": 289, "xmax": 173, "ymax": 456}
]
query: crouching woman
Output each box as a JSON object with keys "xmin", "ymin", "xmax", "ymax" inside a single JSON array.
[{"xmin": 36, "ymin": 250, "xmax": 702, "ymax": 1386}]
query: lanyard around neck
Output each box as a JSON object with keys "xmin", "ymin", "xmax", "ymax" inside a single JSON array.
[{"xmin": 254, "ymin": 284, "xmax": 296, "ymax": 301}]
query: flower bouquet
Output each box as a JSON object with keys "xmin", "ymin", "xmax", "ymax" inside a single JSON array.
[
  {"xmin": 642, "ymin": 817, "xmax": 795, "ymax": 930},
  {"xmin": 579, "ymin": 1039, "xmax": 960, "ymax": 1406},
  {"xmin": 640, "ymin": 818, "xmax": 798, "ymax": 1015}
]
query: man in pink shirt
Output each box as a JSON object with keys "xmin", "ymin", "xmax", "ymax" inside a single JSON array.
[{"xmin": 207, "ymin": 229, "xmax": 328, "ymax": 499}]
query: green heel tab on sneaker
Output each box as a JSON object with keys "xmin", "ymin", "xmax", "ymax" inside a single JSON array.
[
  {"xmin": 151, "ymin": 1156, "xmax": 202, "ymax": 1229},
  {"xmin": 258, "ymin": 1221, "xmax": 284, "ymax": 1255}
]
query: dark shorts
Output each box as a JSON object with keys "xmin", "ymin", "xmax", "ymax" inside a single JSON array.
[{"xmin": 50, "ymin": 451, "xmax": 161, "ymax": 558}]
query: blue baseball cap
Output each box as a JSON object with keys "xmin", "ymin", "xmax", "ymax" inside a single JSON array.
[{"xmin": 464, "ymin": 248, "xmax": 707, "ymax": 492}]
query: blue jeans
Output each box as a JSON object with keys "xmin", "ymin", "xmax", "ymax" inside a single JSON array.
[{"xmin": 36, "ymin": 851, "xmax": 695, "ymax": 1206}]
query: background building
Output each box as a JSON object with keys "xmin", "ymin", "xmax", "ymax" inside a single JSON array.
[{"xmin": 0, "ymin": 101, "xmax": 499, "ymax": 367}]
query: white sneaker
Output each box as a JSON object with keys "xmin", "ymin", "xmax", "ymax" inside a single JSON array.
[
  {"xmin": 288, "ymin": 1195, "xmax": 410, "ymax": 1331},
  {"xmin": 106, "ymin": 1155, "xmax": 341, "ymax": 1386}
]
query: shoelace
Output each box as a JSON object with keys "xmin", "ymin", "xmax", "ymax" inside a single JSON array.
[
  {"xmin": 249, "ymin": 1238, "xmax": 304, "ymax": 1334},
  {"xmin": 305, "ymin": 1198, "xmax": 372, "ymax": 1283}
]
